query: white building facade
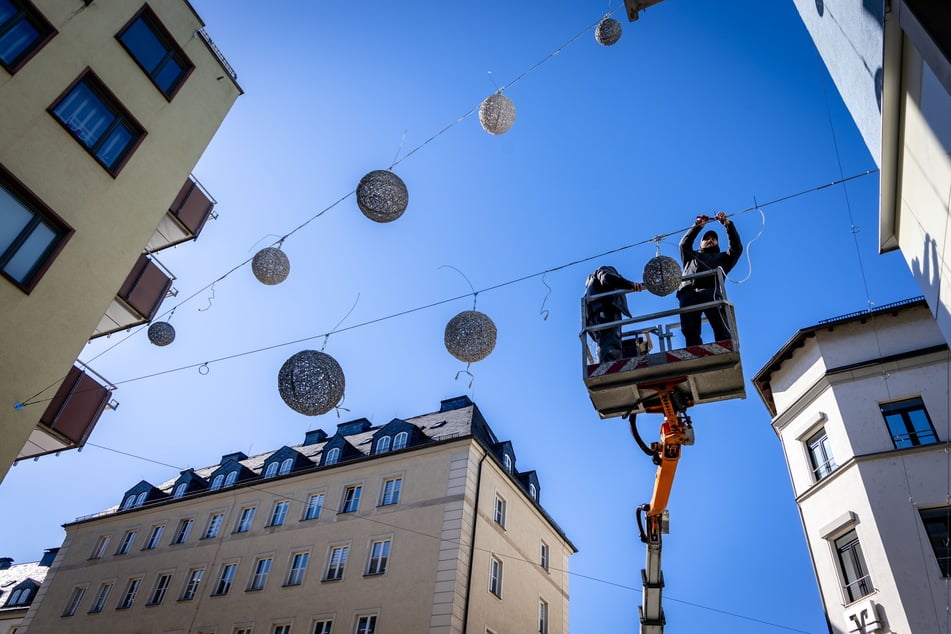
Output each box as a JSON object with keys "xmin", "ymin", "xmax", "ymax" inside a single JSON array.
[{"xmin": 753, "ymin": 298, "xmax": 951, "ymax": 633}]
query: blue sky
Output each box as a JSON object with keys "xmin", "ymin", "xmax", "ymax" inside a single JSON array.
[{"xmin": 0, "ymin": 1, "xmax": 924, "ymax": 632}]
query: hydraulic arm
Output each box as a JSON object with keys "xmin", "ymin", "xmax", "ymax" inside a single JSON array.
[{"xmin": 631, "ymin": 379, "xmax": 694, "ymax": 634}]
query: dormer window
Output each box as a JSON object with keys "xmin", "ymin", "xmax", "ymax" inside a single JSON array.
[
  {"xmin": 279, "ymin": 458, "xmax": 293, "ymax": 475},
  {"xmin": 264, "ymin": 462, "xmax": 278, "ymax": 478},
  {"xmin": 529, "ymin": 483, "xmax": 537, "ymax": 500},
  {"xmin": 7, "ymin": 586, "xmax": 31, "ymax": 606},
  {"xmin": 172, "ymin": 483, "xmax": 187, "ymax": 499},
  {"xmin": 503, "ymin": 455, "xmax": 513, "ymax": 473},
  {"xmin": 376, "ymin": 436, "xmax": 391, "ymax": 454},
  {"xmin": 393, "ymin": 432, "xmax": 408, "ymax": 450},
  {"xmin": 210, "ymin": 474, "xmax": 224, "ymax": 490},
  {"xmin": 121, "ymin": 495, "xmax": 135, "ymax": 510},
  {"xmin": 224, "ymin": 471, "xmax": 237, "ymax": 487},
  {"xmin": 134, "ymin": 492, "xmax": 147, "ymax": 507},
  {"xmin": 326, "ymin": 448, "xmax": 340, "ymax": 465}
]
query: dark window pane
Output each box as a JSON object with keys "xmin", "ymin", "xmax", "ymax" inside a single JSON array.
[
  {"xmin": 53, "ymin": 81, "xmax": 114, "ymax": 147},
  {"xmin": 0, "ymin": 186, "xmax": 32, "ymax": 253},
  {"xmin": 881, "ymin": 398, "xmax": 938, "ymax": 448},
  {"xmin": 0, "ymin": 0, "xmax": 18, "ymax": 23},
  {"xmin": 119, "ymin": 18, "xmax": 167, "ymax": 74},
  {"xmin": 96, "ymin": 122, "xmax": 134, "ymax": 168},
  {"xmin": 4, "ymin": 219, "xmax": 54, "ymax": 282},
  {"xmin": 920, "ymin": 508, "xmax": 951, "ymax": 576},
  {"xmin": 0, "ymin": 16, "xmax": 39, "ymax": 65},
  {"xmin": 117, "ymin": 10, "xmax": 190, "ymax": 97},
  {"xmin": 154, "ymin": 56, "xmax": 184, "ymax": 92}
]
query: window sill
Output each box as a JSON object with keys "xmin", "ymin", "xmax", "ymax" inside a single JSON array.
[{"xmin": 321, "ymin": 578, "xmax": 343, "ymax": 583}]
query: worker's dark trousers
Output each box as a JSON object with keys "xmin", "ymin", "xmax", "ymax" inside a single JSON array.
[
  {"xmin": 592, "ymin": 310, "xmax": 623, "ymax": 362},
  {"xmin": 677, "ymin": 286, "xmax": 731, "ymax": 346}
]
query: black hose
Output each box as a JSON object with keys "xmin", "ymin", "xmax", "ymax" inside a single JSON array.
[
  {"xmin": 635, "ymin": 504, "xmax": 650, "ymax": 544},
  {"xmin": 629, "ymin": 414, "xmax": 657, "ymax": 461}
]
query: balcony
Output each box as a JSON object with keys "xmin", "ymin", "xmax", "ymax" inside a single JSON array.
[
  {"xmin": 91, "ymin": 253, "xmax": 174, "ymax": 339},
  {"xmin": 147, "ymin": 175, "xmax": 217, "ymax": 252},
  {"xmin": 17, "ymin": 365, "xmax": 116, "ymax": 460}
]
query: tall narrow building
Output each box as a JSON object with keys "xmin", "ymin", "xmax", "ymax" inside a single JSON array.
[
  {"xmin": 23, "ymin": 396, "xmax": 576, "ymax": 634},
  {"xmin": 0, "ymin": 0, "xmax": 242, "ymax": 480},
  {"xmin": 753, "ymin": 298, "xmax": 951, "ymax": 633}
]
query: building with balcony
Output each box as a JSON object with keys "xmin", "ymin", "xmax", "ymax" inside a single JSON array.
[
  {"xmin": 0, "ymin": 548, "xmax": 57, "ymax": 634},
  {"xmin": 791, "ymin": 1, "xmax": 951, "ymax": 345},
  {"xmin": 753, "ymin": 298, "xmax": 951, "ymax": 633},
  {"xmin": 0, "ymin": 0, "xmax": 242, "ymax": 478},
  {"xmin": 20, "ymin": 396, "xmax": 575, "ymax": 634}
]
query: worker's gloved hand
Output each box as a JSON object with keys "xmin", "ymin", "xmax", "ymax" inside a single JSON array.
[
  {"xmin": 695, "ymin": 214, "xmax": 711, "ymax": 225},
  {"xmin": 631, "ymin": 282, "xmax": 645, "ymax": 292},
  {"xmin": 715, "ymin": 211, "xmax": 729, "ymax": 225}
]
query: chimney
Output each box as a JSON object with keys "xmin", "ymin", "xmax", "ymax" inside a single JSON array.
[
  {"xmin": 303, "ymin": 429, "xmax": 328, "ymax": 445},
  {"xmin": 0, "ymin": 557, "xmax": 12, "ymax": 570},
  {"xmin": 40, "ymin": 548, "xmax": 59, "ymax": 567}
]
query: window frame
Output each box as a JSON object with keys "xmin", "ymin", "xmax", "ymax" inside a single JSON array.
[
  {"xmin": 0, "ymin": 163, "xmax": 73, "ymax": 292},
  {"xmin": 312, "ymin": 619, "xmax": 333, "ymax": 634},
  {"xmin": 488, "ymin": 556, "xmax": 503, "ymax": 598},
  {"xmin": 833, "ymin": 528, "xmax": 873, "ymax": 604},
  {"xmin": 920, "ymin": 506, "xmax": 951, "ymax": 577},
  {"xmin": 213, "ymin": 562, "xmax": 238, "ymax": 596},
  {"xmin": 880, "ymin": 397, "xmax": 939, "ymax": 448},
  {"xmin": 805, "ymin": 427, "xmax": 836, "ymax": 482},
  {"xmin": 117, "ymin": 578, "xmax": 141, "ymax": 610},
  {"xmin": 179, "ymin": 567, "xmax": 204, "ymax": 601},
  {"xmin": 143, "ymin": 524, "xmax": 164, "ymax": 550},
  {"xmin": 171, "ymin": 518, "xmax": 193, "ymax": 544},
  {"xmin": 88, "ymin": 582, "xmax": 112, "ymax": 613},
  {"xmin": 235, "ymin": 506, "xmax": 256, "ymax": 533},
  {"xmin": 365, "ymin": 538, "xmax": 391, "ymax": 576},
  {"xmin": 248, "ymin": 557, "xmax": 272, "ymax": 592},
  {"xmin": 203, "ymin": 512, "xmax": 224, "ymax": 539},
  {"xmin": 61, "ymin": 585, "xmax": 85, "ymax": 617},
  {"xmin": 286, "ymin": 551, "xmax": 310, "ymax": 586},
  {"xmin": 269, "ymin": 500, "xmax": 290, "ymax": 527},
  {"xmin": 540, "ymin": 540, "xmax": 550, "ymax": 572},
  {"xmin": 48, "ymin": 69, "xmax": 146, "ymax": 176},
  {"xmin": 539, "ymin": 597, "xmax": 549, "ymax": 634},
  {"xmin": 340, "ymin": 484, "xmax": 362, "ymax": 513},
  {"xmin": 0, "ymin": 0, "xmax": 56, "ymax": 74},
  {"xmin": 264, "ymin": 461, "xmax": 279, "ymax": 478},
  {"xmin": 323, "ymin": 544, "xmax": 349, "ymax": 582},
  {"xmin": 115, "ymin": 5, "xmax": 193, "ymax": 100},
  {"xmin": 376, "ymin": 436, "xmax": 391, "ymax": 454},
  {"xmin": 355, "ymin": 614, "xmax": 377, "ymax": 634},
  {"xmin": 493, "ymin": 494, "xmax": 506, "ymax": 528},
  {"xmin": 147, "ymin": 573, "xmax": 172, "ymax": 606},
  {"xmin": 89, "ymin": 535, "xmax": 110, "ymax": 559},
  {"xmin": 303, "ymin": 492, "xmax": 325, "ymax": 521},
  {"xmin": 325, "ymin": 447, "xmax": 340, "ymax": 465},
  {"xmin": 116, "ymin": 529, "xmax": 136, "ymax": 555},
  {"xmin": 379, "ymin": 477, "xmax": 401, "ymax": 506},
  {"xmin": 393, "ymin": 431, "xmax": 408, "ymax": 450}
]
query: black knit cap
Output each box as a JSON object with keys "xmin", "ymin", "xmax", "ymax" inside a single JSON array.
[{"xmin": 702, "ymin": 230, "xmax": 719, "ymax": 241}]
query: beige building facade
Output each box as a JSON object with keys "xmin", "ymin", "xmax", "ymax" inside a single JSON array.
[
  {"xmin": 0, "ymin": 0, "xmax": 241, "ymax": 480},
  {"xmin": 21, "ymin": 397, "xmax": 575, "ymax": 634}
]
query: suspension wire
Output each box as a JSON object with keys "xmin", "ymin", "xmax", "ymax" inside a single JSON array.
[{"xmin": 14, "ymin": 169, "xmax": 879, "ymax": 409}]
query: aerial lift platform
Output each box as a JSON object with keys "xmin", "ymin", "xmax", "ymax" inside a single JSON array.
[{"xmin": 581, "ymin": 269, "xmax": 746, "ymax": 633}]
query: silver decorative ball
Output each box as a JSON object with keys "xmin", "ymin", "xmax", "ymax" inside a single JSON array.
[
  {"xmin": 356, "ymin": 170, "xmax": 408, "ymax": 223},
  {"xmin": 595, "ymin": 17, "xmax": 622, "ymax": 46},
  {"xmin": 643, "ymin": 255, "xmax": 683, "ymax": 296},
  {"xmin": 479, "ymin": 92, "xmax": 516, "ymax": 135},
  {"xmin": 278, "ymin": 350, "xmax": 345, "ymax": 416},
  {"xmin": 252, "ymin": 247, "xmax": 290, "ymax": 285},
  {"xmin": 147, "ymin": 321, "xmax": 176, "ymax": 346},
  {"xmin": 444, "ymin": 310, "xmax": 498, "ymax": 363}
]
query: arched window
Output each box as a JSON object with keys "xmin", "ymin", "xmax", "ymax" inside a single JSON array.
[
  {"xmin": 121, "ymin": 495, "xmax": 136, "ymax": 510},
  {"xmin": 224, "ymin": 471, "xmax": 238, "ymax": 487},
  {"xmin": 264, "ymin": 462, "xmax": 279, "ymax": 478},
  {"xmin": 210, "ymin": 474, "xmax": 224, "ymax": 490},
  {"xmin": 503, "ymin": 454, "xmax": 513, "ymax": 473},
  {"xmin": 173, "ymin": 483, "xmax": 187, "ymax": 499},
  {"xmin": 393, "ymin": 432, "xmax": 408, "ymax": 450},
  {"xmin": 325, "ymin": 448, "xmax": 340, "ymax": 465},
  {"xmin": 134, "ymin": 492, "xmax": 147, "ymax": 507},
  {"xmin": 376, "ymin": 436, "xmax": 391, "ymax": 454},
  {"xmin": 279, "ymin": 458, "xmax": 294, "ymax": 475},
  {"xmin": 8, "ymin": 587, "xmax": 29, "ymax": 605},
  {"xmin": 529, "ymin": 483, "xmax": 537, "ymax": 500}
]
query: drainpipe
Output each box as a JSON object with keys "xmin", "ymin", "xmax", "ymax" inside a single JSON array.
[{"xmin": 461, "ymin": 450, "xmax": 488, "ymax": 634}]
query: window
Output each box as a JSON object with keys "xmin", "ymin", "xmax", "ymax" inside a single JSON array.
[
  {"xmin": 116, "ymin": 7, "xmax": 191, "ymax": 98},
  {"xmin": 325, "ymin": 448, "xmax": 340, "ymax": 465},
  {"xmin": 806, "ymin": 428, "xmax": 836, "ymax": 481},
  {"xmin": 144, "ymin": 525, "xmax": 164, "ymax": 549},
  {"xmin": 116, "ymin": 530, "xmax": 136, "ymax": 555},
  {"xmin": 324, "ymin": 545, "xmax": 348, "ymax": 581},
  {"xmin": 0, "ymin": 0, "xmax": 55, "ymax": 73},
  {"xmin": 312, "ymin": 620, "xmax": 333, "ymax": 634},
  {"xmin": 248, "ymin": 557, "xmax": 272, "ymax": 591},
  {"xmin": 920, "ymin": 507, "xmax": 951, "ymax": 576},
  {"xmin": 540, "ymin": 541, "xmax": 549, "ymax": 572},
  {"xmin": 503, "ymin": 454, "xmax": 512, "ymax": 473},
  {"xmin": 379, "ymin": 477, "xmax": 401, "ymax": 506},
  {"xmin": 147, "ymin": 573, "xmax": 171, "ymax": 605},
  {"xmin": 273, "ymin": 625, "xmax": 292, "ymax": 634},
  {"xmin": 286, "ymin": 552, "xmax": 309, "ymax": 586},
  {"xmin": 214, "ymin": 563, "xmax": 238, "ymax": 595},
  {"xmin": 341, "ymin": 485, "xmax": 362, "ymax": 513},
  {"xmin": 366, "ymin": 539, "xmax": 390, "ymax": 576},
  {"xmin": 280, "ymin": 458, "xmax": 294, "ymax": 475},
  {"xmin": 376, "ymin": 436, "xmax": 391, "ymax": 454},
  {"xmin": 211, "ymin": 474, "xmax": 224, "ymax": 490},
  {"xmin": 269, "ymin": 501, "xmax": 290, "ymax": 527},
  {"xmin": 172, "ymin": 518, "xmax": 193, "ymax": 544},
  {"xmin": 118, "ymin": 578, "xmax": 140, "ymax": 609},
  {"xmin": 224, "ymin": 470, "xmax": 238, "ymax": 487},
  {"xmin": 61, "ymin": 586, "xmax": 85, "ymax": 616},
  {"xmin": 355, "ymin": 615, "xmax": 376, "ymax": 634},
  {"xmin": 0, "ymin": 167, "xmax": 72, "ymax": 291},
  {"xmin": 493, "ymin": 495, "xmax": 506, "ymax": 528},
  {"xmin": 264, "ymin": 461, "xmax": 279, "ymax": 478},
  {"xmin": 49, "ymin": 72, "xmax": 145, "ymax": 174},
  {"xmin": 235, "ymin": 629, "xmax": 253, "ymax": 634},
  {"xmin": 393, "ymin": 431, "xmax": 408, "ymax": 450},
  {"xmin": 120, "ymin": 495, "xmax": 136, "ymax": 510},
  {"xmin": 134, "ymin": 491, "xmax": 147, "ymax": 507},
  {"xmin": 834, "ymin": 529, "xmax": 873, "ymax": 603},
  {"xmin": 489, "ymin": 556, "xmax": 503, "ymax": 597},
  {"xmin": 304, "ymin": 492, "xmax": 325, "ymax": 520},
  {"xmin": 173, "ymin": 482, "xmax": 187, "ymax": 499},
  {"xmin": 88, "ymin": 582, "xmax": 111, "ymax": 613},
  {"xmin": 90, "ymin": 535, "xmax": 110, "ymax": 559},
  {"xmin": 204, "ymin": 513, "xmax": 224, "ymax": 538},
  {"xmin": 881, "ymin": 398, "xmax": 938, "ymax": 448},
  {"xmin": 529, "ymin": 483, "xmax": 537, "ymax": 500},
  {"xmin": 235, "ymin": 506, "xmax": 256, "ymax": 533},
  {"xmin": 180, "ymin": 568, "xmax": 203, "ymax": 601},
  {"xmin": 6, "ymin": 586, "xmax": 31, "ymax": 606},
  {"xmin": 539, "ymin": 598, "xmax": 549, "ymax": 634}
]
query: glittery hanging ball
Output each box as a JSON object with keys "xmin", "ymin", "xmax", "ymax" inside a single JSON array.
[
  {"xmin": 356, "ymin": 170, "xmax": 409, "ymax": 223},
  {"xmin": 147, "ymin": 321, "xmax": 176, "ymax": 346},
  {"xmin": 595, "ymin": 17, "xmax": 622, "ymax": 46},
  {"xmin": 444, "ymin": 310, "xmax": 498, "ymax": 363},
  {"xmin": 252, "ymin": 246, "xmax": 290, "ymax": 285},
  {"xmin": 479, "ymin": 92, "xmax": 516, "ymax": 135},
  {"xmin": 278, "ymin": 350, "xmax": 346, "ymax": 416},
  {"xmin": 643, "ymin": 255, "xmax": 683, "ymax": 296}
]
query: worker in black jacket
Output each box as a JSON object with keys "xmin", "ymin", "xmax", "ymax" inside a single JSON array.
[
  {"xmin": 585, "ymin": 265, "xmax": 644, "ymax": 362},
  {"xmin": 676, "ymin": 212, "xmax": 742, "ymax": 346}
]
